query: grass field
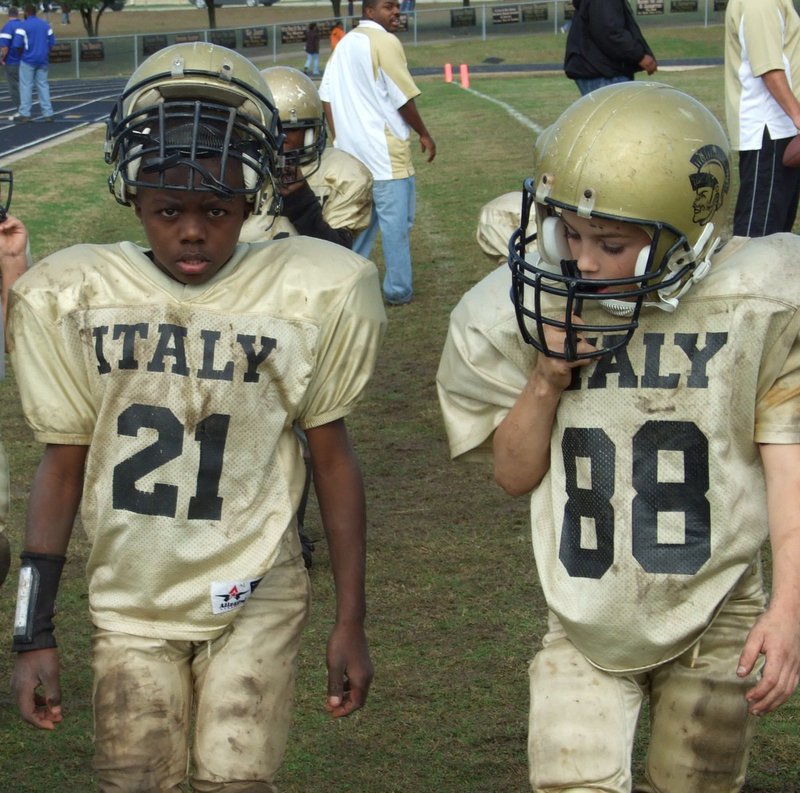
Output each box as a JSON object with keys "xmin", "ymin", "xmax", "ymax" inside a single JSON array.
[{"xmin": 1, "ymin": 23, "xmax": 799, "ymax": 793}]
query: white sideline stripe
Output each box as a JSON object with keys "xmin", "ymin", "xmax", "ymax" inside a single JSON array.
[
  {"xmin": 458, "ymin": 85, "xmax": 544, "ymax": 134},
  {"xmin": 55, "ymin": 91, "xmax": 121, "ymax": 112}
]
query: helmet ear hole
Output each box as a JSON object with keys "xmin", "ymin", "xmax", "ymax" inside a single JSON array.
[
  {"xmin": 304, "ymin": 128, "xmax": 314, "ymax": 149},
  {"xmin": 538, "ymin": 215, "xmax": 572, "ymax": 268}
]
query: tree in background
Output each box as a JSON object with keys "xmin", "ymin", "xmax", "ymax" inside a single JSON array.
[
  {"xmin": 199, "ymin": 0, "xmax": 219, "ymax": 29},
  {"xmin": 71, "ymin": 0, "xmax": 126, "ymax": 38}
]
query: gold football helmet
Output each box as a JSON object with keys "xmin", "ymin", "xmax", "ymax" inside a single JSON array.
[
  {"xmin": 105, "ymin": 42, "xmax": 282, "ymax": 213},
  {"xmin": 510, "ymin": 82, "xmax": 731, "ymax": 360},
  {"xmin": 261, "ymin": 65, "xmax": 326, "ymax": 179}
]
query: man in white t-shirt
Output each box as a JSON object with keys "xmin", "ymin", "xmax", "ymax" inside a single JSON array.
[
  {"xmin": 725, "ymin": 0, "xmax": 800, "ymax": 235},
  {"xmin": 319, "ymin": 0, "xmax": 436, "ymax": 305}
]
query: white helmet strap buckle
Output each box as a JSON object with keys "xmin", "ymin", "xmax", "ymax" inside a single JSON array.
[{"xmin": 653, "ymin": 223, "xmax": 717, "ymax": 311}]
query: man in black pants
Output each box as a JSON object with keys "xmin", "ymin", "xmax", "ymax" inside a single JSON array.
[{"xmin": 725, "ymin": 0, "xmax": 800, "ymax": 236}]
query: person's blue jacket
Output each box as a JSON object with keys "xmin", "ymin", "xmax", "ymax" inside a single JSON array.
[
  {"xmin": 11, "ymin": 13, "xmax": 55, "ymax": 67},
  {"xmin": 0, "ymin": 18, "xmax": 23, "ymax": 66}
]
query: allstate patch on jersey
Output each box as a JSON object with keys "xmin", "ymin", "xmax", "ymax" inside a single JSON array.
[{"xmin": 210, "ymin": 578, "xmax": 263, "ymax": 615}]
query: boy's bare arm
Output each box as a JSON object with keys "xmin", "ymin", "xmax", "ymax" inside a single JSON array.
[
  {"xmin": 12, "ymin": 443, "xmax": 87, "ymax": 730},
  {"xmin": 0, "ymin": 215, "xmax": 30, "ymax": 346},
  {"xmin": 306, "ymin": 418, "xmax": 373, "ymax": 718},
  {"xmin": 737, "ymin": 442, "xmax": 800, "ymax": 715},
  {"xmin": 493, "ymin": 319, "xmax": 596, "ymax": 496}
]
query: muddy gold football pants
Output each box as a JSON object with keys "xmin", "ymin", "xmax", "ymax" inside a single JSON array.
[
  {"xmin": 91, "ymin": 530, "xmax": 310, "ymax": 792},
  {"xmin": 528, "ymin": 560, "xmax": 765, "ymax": 793}
]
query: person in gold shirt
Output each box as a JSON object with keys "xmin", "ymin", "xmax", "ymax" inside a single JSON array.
[
  {"xmin": 439, "ymin": 83, "xmax": 800, "ymax": 792},
  {"xmin": 9, "ymin": 43, "xmax": 385, "ymax": 791}
]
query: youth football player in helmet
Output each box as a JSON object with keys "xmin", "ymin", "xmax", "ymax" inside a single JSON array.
[
  {"xmin": 8, "ymin": 43, "xmax": 386, "ymax": 791},
  {"xmin": 438, "ymin": 82, "xmax": 800, "ymax": 792},
  {"xmin": 240, "ymin": 65, "xmax": 373, "ymax": 249},
  {"xmin": 240, "ymin": 65, "xmax": 375, "ymax": 569}
]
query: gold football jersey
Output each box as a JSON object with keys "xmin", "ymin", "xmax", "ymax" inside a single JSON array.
[
  {"xmin": 438, "ymin": 234, "xmax": 800, "ymax": 672},
  {"xmin": 239, "ymin": 148, "xmax": 373, "ymax": 243},
  {"xmin": 9, "ymin": 238, "xmax": 386, "ymax": 640},
  {"xmin": 476, "ymin": 192, "xmax": 536, "ymax": 267}
]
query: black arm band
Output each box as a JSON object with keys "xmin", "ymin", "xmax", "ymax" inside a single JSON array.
[{"xmin": 12, "ymin": 552, "xmax": 66, "ymax": 653}]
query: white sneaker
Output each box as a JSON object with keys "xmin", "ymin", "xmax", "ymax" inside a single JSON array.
[{"xmin": 8, "ymin": 113, "xmax": 19, "ymax": 121}]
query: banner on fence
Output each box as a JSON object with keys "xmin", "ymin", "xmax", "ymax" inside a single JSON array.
[
  {"xmin": 80, "ymin": 40, "xmax": 104, "ymax": 62},
  {"xmin": 243, "ymin": 27, "xmax": 269, "ymax": 47},
  {"xmin": 637, "ymin": 0, "xmax": 665, "ymax": 13},
  {"xmin": 142, "ymin": 33, "xmax": 168, "ymax": 55},
  {"xmin": 450, "ymin": 8, "xmax": 476, "ymax": 27}
]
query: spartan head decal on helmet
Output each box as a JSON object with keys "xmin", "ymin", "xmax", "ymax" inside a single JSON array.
[
  {"xmin": 105, "ymin": 43, "xmax": 283, "ymax": 214},
  {"xmin": 261, "ymin": 65, "xmax": 327, "ymax": 181},
  {"xmin": 689, "ymin": 145, "xmax": 731, "ymax": 226},
  {"xmin": 509, "ymin": 82, "xmax": 731, "ymax": 361}
]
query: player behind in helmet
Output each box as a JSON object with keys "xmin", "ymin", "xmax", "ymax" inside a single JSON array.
[
  {"xmin": 240, "ymin": 65, "xmax": 373, "ymax": 250},
  {"xmin": 240, "ymin": 66, "xmax": 374, "ymax": 570},
  {"xmin": 437, "ymin": 82, "xmax": 800, "ymax": 792},
  {"xmin": 8, "ymin": 43, "xmax": 386, "ymax": 790}
]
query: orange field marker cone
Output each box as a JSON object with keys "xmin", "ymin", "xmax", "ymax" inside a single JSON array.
[
  {"xmin": 444, "ymin": 63, "xmax": 453, "ymax": 83},
  {"xmin": 459, "ymin": 63, "xmax": 470, "ymax": 89}
]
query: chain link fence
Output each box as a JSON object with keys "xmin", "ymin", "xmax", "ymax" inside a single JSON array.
[{"xmin": 44, "ymin": 0, "xmax": 728, "ymax": 81}]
